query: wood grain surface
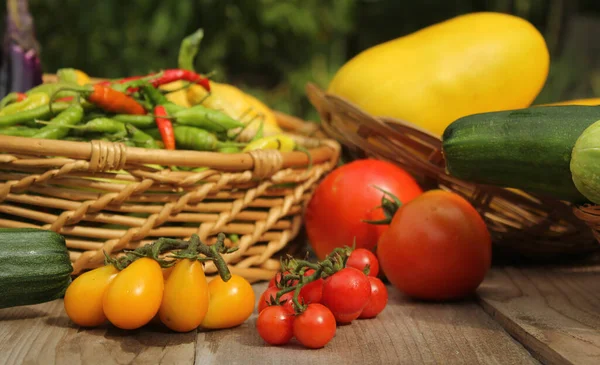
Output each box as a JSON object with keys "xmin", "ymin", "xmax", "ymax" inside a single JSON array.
[
  {"xmin": 478, "ymin": 255, "xmax": 600, "ymax": 365},
  {"xmin": 0, "ymin": 281, "xmax": 537, "ymax": 365}
]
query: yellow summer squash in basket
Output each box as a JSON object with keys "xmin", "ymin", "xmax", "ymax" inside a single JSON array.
[
  {"xmin": 327, "ymin": 12, "xmax": 550, "ymax": 137},
  {"xmin": 161, "ymin": 81, "xmax": 192, "ymax": 108}
]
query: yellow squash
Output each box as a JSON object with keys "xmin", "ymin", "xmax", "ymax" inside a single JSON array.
[{"xmin": 327, "ymin": 12, "xmax": 550, "ymax": 137}]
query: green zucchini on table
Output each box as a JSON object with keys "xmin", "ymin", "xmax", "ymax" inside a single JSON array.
[
  {"xmin": 0, "ymin": 228, "xmax": 73, "ymax": 309},
  {"xmin": 442, "ymin": 105, "xmax": 600, "ymax": 204}
]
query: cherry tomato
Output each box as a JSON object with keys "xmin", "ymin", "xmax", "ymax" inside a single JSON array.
[
  {"xmin": 257, "ymin": 287, "xmax": 299, "ymax": 314},
  {"xmin": 320, "ymin": 267, "xmax": 371, "ymax": 324},
  {"xmin": 159, "ymin": 259, "xmax": 210, "ymax": 332},
  {"xmin": 305, "ymin": 159, "xmax": 422, "ymax": 259},
  {"xmin": 258, "ymin": 286, "xmax": 280, "ymax": 313},
  {"xmin": 377, "ymin": 190, "xmax": 492, "ymax": 301},
  {"xmin": 256, "ymin": 305, "xmax": 294, "ymax": 346},
  {"xmin": 268, "ymin": 269, "xmax": 321, "ymax": 305},
  {"xmin": 346, "ymin": 248, "xmax": 380, "ymax": 277},
  {"xmin": 359, "ymin": 277, "xmax": 388, "ymax": 319},
  {"xmin": 64, "ymin": 264, "xmax": 119, "ymax": 327},
  {"xmin": 268, "ymin": 270, "xmax": 295, "ymax": 288},
  {"xmin": 299, "ymin": 269, "xmax": 323, "ymax": 304},
  {"xmin": 201, "ymin": 274, "xmax": 255, "ymax": 329},
  {"xmin": 102, "ymin": 257, "xmax": 164, "ymax": 330},
  {"xmin": 293, "ymin": 303, "xmax": 336, "ymax": 349}
]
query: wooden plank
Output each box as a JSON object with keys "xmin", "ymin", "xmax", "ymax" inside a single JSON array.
[
  {"xmin": 195, "ymin": 282, "xmax": 538, "ymax": 365},
  {"xmin": 0, "ymin": 300, "xmax": 196, "ymax": 365},
  {"xmin": 0, "ymin": 281, "xmax": 537, "ymax": 365},
  {"xmin": 477, "ymin": 255, "xmax": 600, "ymax": 365}
]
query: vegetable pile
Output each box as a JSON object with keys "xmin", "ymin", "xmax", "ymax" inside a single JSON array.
[
  {"xmin": 256, "ymin": 246, "xmax": 387, "ymax": 349},
  {"xmin": 63, "ymin": 233, "xmax": 255, "ymax": 332},
  {"xmin": 0, "ymin": 29, "xmax": 294, "ymax": 155}
]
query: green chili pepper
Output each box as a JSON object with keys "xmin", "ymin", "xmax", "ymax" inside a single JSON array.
[
  {"xmin": 178, "ymin": 28, "xmax": 204, "ymax": 71},
  {"xmin": 163, "ymin": 103, "xmax": 185, "ymax": 115},
  {"xmin": 125, "ymin": 124, "xmax": 161, "ymax": 149},
  {"xmin": 0, "ymin": 102, "xmax": 71, "ymax": 127},
  {"xmin": 0, "ymin": 92, "xmax": 50, "ymax": 117},
  {"xmin": 112, "ymin": 114, "xmax": 156, "ymax": 128},
  {"xmin": 218, "ymin": 146, "xmax": 241, "ymax": 153},
  {"xmin": 143, "ymin": 127, "xmax": 162, "ymax": 140},
  {"xmin": 140, "ymin": 83, "xmax": 171, "ymax": 106},
  {"xmin": 139, "ymin": 84, "xmax": 185, "ymax": 114},
  {"xmin": 25, "ymin": 82, "xmax": 75, "ymax": 97},
  {"xmin": 0, "ymin": 92, "xmax": 25, "ymax": 109},
  {"xmin": 37, "ymin": 117, "xmax": 126, "ymax": 135},
  {"xmin": 174, "ymin": 125, "xmax": 245, "ymax": 151},
  {"xmin": 32, "ymin": 103, "xmax": 85, "ymax": 140},
  {"xmin": 0, "ymin": 125, "xmax": 39, "ymax": 137},
  {"xmin": 56, "ymin": 68, "xmax": 80, "ymax": 85},
  {"xmin": 173, "ymin": 105, "xmax": 245, "ymax": 133}
]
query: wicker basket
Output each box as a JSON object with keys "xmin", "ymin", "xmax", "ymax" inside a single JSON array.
[
  {"xmin": 0, "ymin": 95, "xmax": 340, "ymax": 282},
  {"xmin": 306, "ymin": 83, "xmax": 600, "ymax": 258}
]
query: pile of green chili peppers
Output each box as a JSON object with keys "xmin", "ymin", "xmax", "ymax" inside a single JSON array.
[{"xmin": 0, "ymin": 77, "xmax": 256, "ymax": 154}]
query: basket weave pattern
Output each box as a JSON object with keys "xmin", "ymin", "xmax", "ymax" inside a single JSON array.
[
  {"xmin": 0, "ymin": 116, "xmax": 340, "ymax": 281},
  {"xmin": 306, "ymin": 83, "xmax": 599, "ymax": 257}
]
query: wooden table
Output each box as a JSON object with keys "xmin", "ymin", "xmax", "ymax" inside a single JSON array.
[{"xmin": 2, "ymin": 254, "xmax": 600, "ymax": 365}]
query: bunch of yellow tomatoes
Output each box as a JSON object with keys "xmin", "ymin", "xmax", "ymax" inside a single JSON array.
[{"xmin": 63, "ymin": 234, "xmax": 255, "ymax": 332}]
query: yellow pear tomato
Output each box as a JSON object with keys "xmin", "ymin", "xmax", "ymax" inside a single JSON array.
[
  {"xmin": 201, "ymin": 274, "xmax": 255, "ymax": 329},
  {"xmin": 63, "ymin": 264, "xmax": 119, "ymax": 327},
  {"xmin": 102, "ymin": 257, "xmax": 164, "ymax": 330},
  {"xmin": 159, "ymin": 259, "xmax": 210, "ymax": 332}
]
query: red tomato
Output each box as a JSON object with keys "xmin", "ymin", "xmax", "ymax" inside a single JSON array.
[
  {"xmin": 320, "ymin": 267, "xmax": 371, "ymax": 324},
  {"xmin": 346, "ymin": 248, "xmax": 380, "ymax": 277},
  {"xmin": 258, "ymin": 287, "xmax": 300, "ymax": 314},
  {"xmin": 359, "ymin": 277, "xmax": 388, "ymax": 319},
  {"xmin": 299, "ymin": 269, "xmax": 323, "ymax": 304},
  {"xmin": 268, "ymin": 271, "xmax": 296, "ymax": 288},
  {"xmin": 304, "ymin": 159, "xmax": 422, "ymax": 259},
  {"xmin": 258, "ymin": 286, "xmax": 280, "ymax": 313},
  {"xmin": 377, "ymin": 190, "xmax": 492, "ymax": 301},
  {"xmin": 293, "ymin": 303, "xmax": 336, "ymax": 349},
  {"xmin": 256, "ymin": 305, "xmax": 295, "ymax": 346}
]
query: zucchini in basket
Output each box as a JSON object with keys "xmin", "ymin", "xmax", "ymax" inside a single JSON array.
[
  {"xmin": 0, "ymin": 228, "xmax": 73, "ymax": 309},
  {"xmin": 442, "ymin": 105, "xmax": 600, "ymax": 203}
]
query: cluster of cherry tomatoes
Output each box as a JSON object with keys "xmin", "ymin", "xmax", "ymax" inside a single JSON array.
[
  {"xmin": 256, "ymin": 248, "xmax": 388, "ymax": 349},
  {"xmin": 63, "ymin": 235, "xmax": 255, "ymax": 333}
]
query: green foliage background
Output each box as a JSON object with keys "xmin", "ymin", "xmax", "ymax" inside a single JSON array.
[{"xmin": 4, "ymin": 0, "xmax": 600, "ymax": 121}]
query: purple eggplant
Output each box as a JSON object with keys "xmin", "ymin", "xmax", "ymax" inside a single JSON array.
[{"xmin": 0, "ymin": 0, "xmax": 43, "ymax": 98}]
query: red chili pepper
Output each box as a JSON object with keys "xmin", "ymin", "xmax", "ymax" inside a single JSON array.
[
  {"xmin": 154, "ymin": 105, "xmax": 175, "ymax": 150},
  {"xmin": 150, "ymin": 69, "xmax": 210, "ymax": 91},
  {"xmin": 15, "ymin": 93, "xmax": 27, "ymax": 102},
  {"xmin": 87, "ymin": 84, "xmax": 146, "ymax": 115}
]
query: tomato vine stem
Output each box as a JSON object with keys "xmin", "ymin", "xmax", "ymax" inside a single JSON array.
[
  {"xmin": 272, "ymin": 246, "xmax": 353, "ymax": 314},
  {"xmin": 103, "ymin": 232, "xmax": 237, "ymax": 281}
]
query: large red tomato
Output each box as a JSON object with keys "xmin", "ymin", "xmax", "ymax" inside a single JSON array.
[
  {"xmin": 377, "ymin": 190, "xmax": 492, "ymax": 301},
  {"xmin": 304, "ymin": 159, "xmax": 422, "ymax": 259}
]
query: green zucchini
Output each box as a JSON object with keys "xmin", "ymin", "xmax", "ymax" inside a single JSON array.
[
  {"xmin": 442, "ymin": 105, "xmax": 600, "ymax": 203},
  {"xmin": 0, "ymin": 228, "xmax": 73, "ymax": 309}
]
